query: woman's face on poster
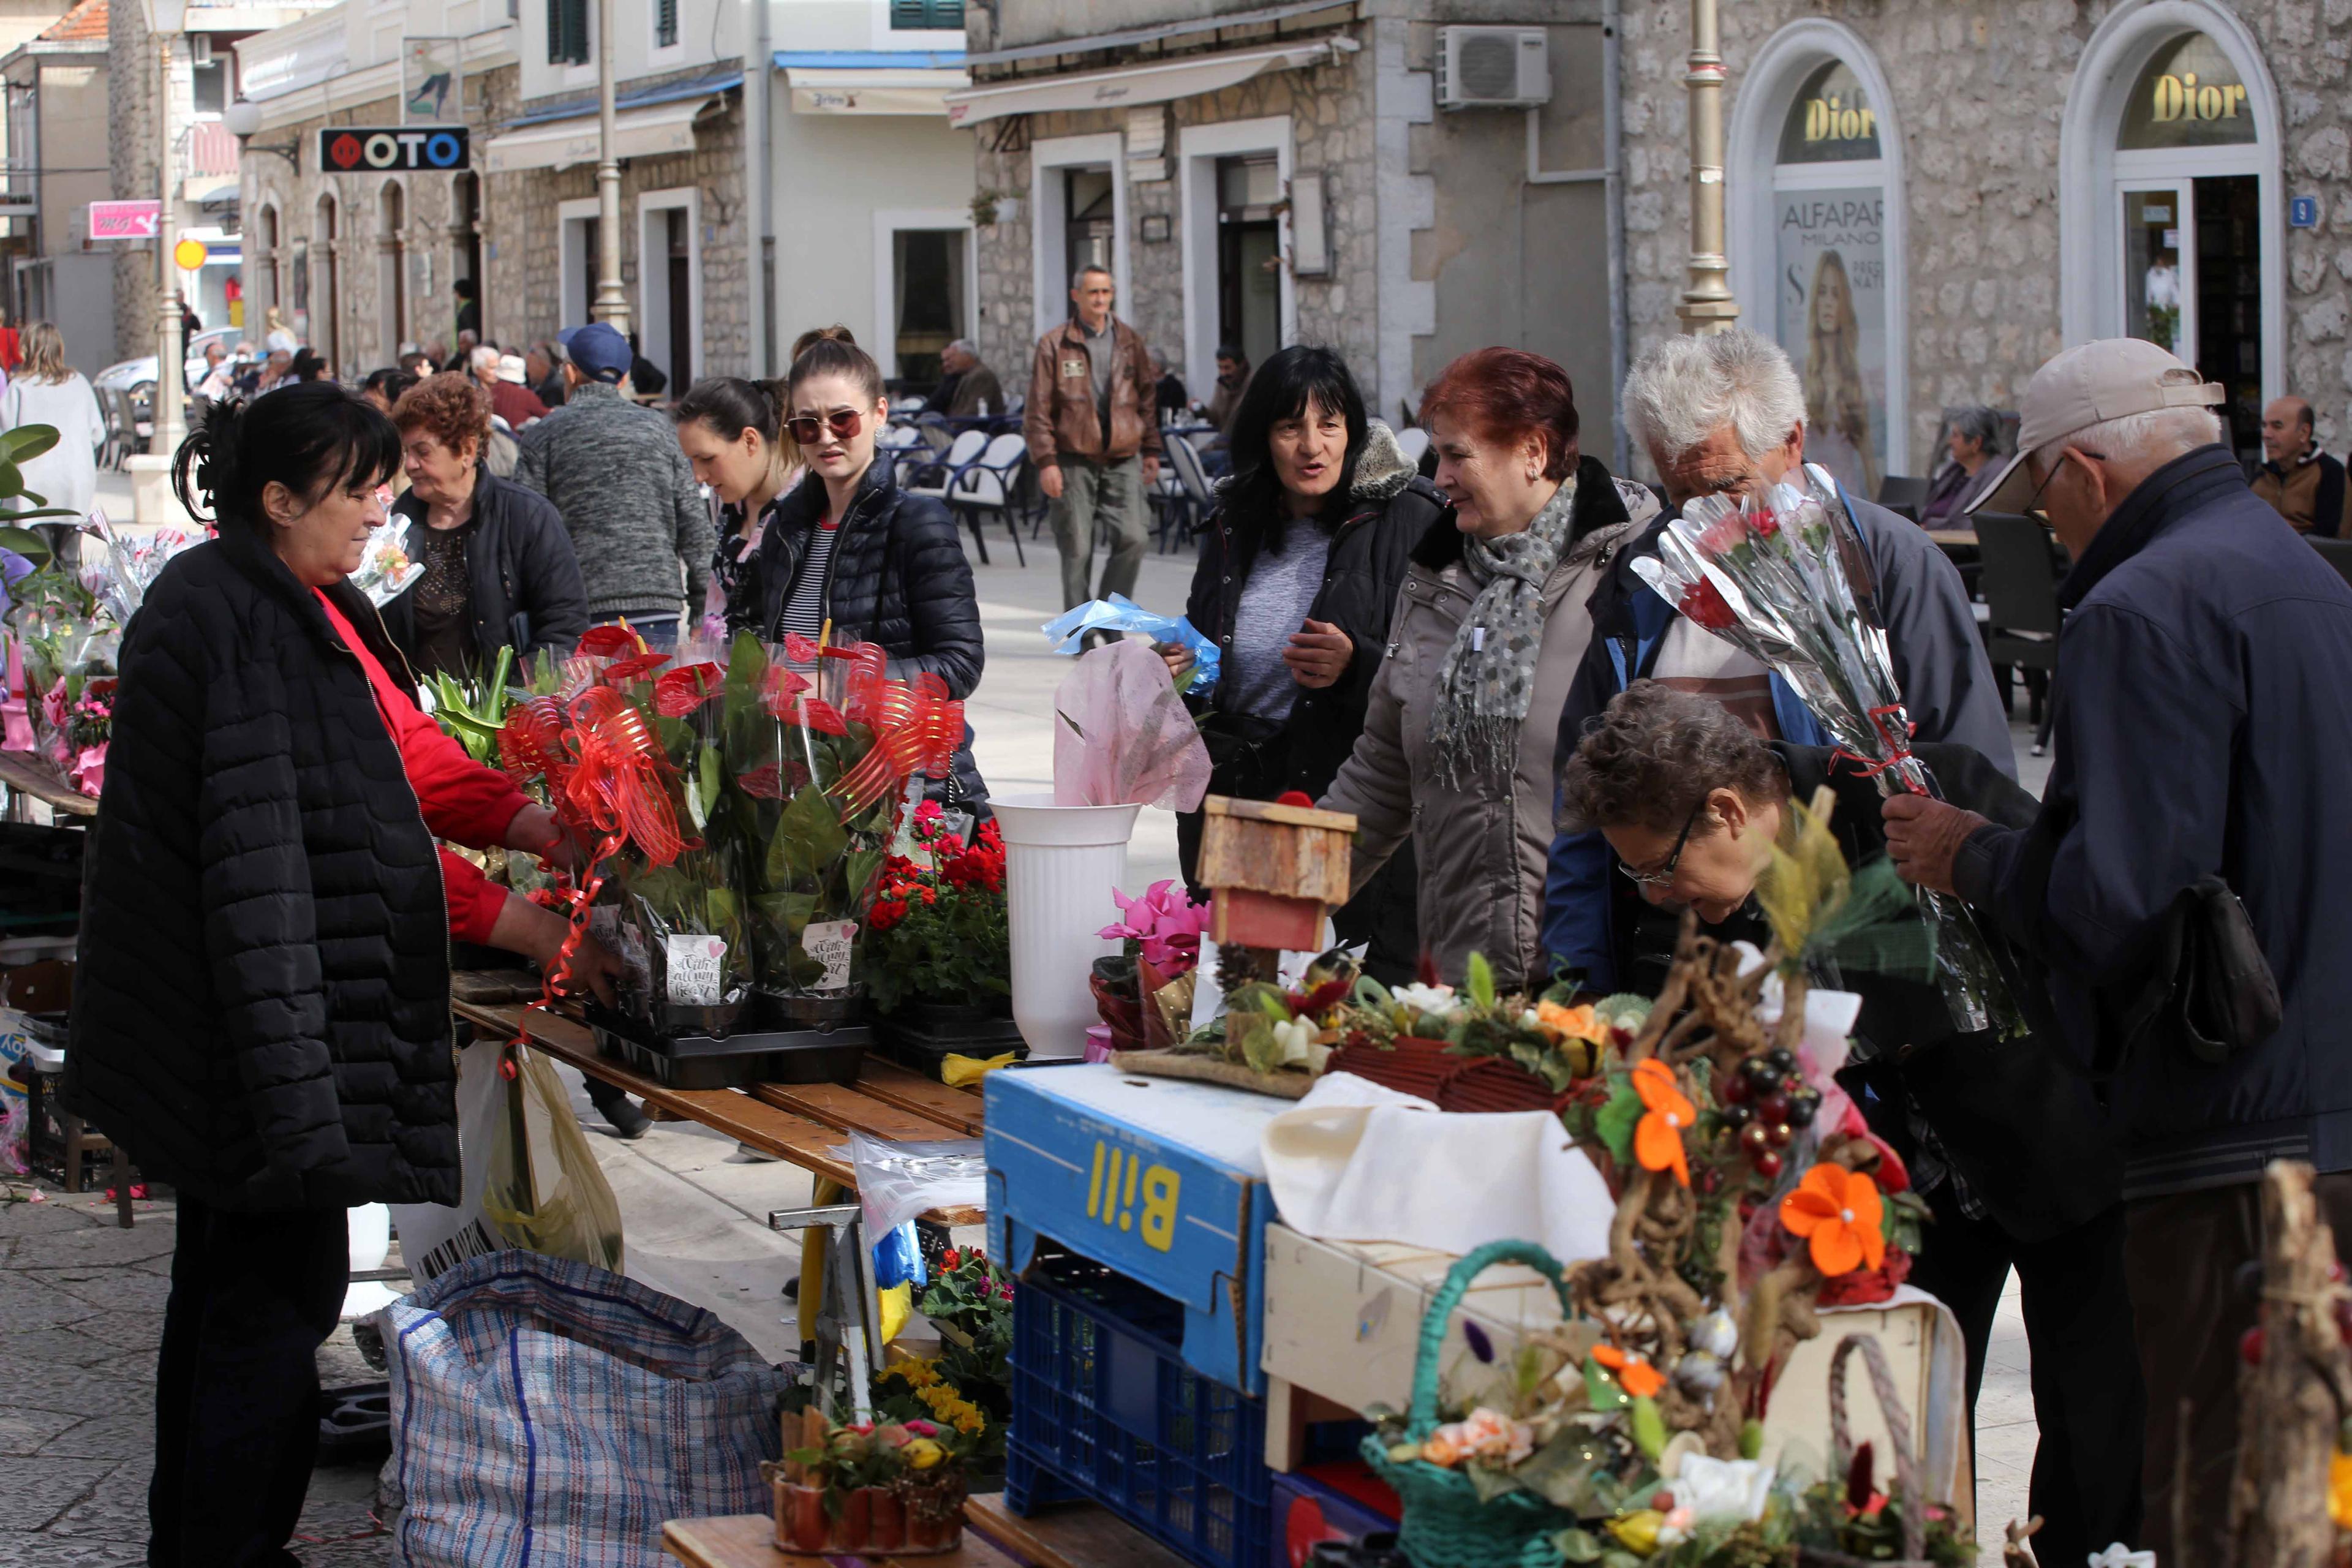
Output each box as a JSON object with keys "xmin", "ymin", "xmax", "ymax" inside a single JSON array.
[{"xmin": 1814, "ymin": 263, "xmax": 1849, "ymax": 334}]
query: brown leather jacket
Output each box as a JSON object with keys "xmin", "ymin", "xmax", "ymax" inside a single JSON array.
[{"xmin": 1023, "ymin": 316, "xmax": 1162, "ymax": 470}]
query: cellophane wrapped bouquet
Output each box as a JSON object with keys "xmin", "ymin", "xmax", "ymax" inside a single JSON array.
[{"xmin": 1629, "ymin": 469, "xmax": 2018, "ymax": 1036}]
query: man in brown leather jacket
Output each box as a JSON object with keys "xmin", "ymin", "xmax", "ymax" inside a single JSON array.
[{"xmin": 1025, "ymin": 265, "xmax": 1163, "ymax": 610}]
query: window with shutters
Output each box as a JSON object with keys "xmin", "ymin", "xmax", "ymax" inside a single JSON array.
[
  {"xmin": 889, "ymin": 0, "xmax": 962, "ymax": 29},
  {"xmin": 655, "ymin": 0, "xmax": 677, "ymax": 48},
  {"xmin": 548, "ymin": 0, "xmax": 588, "ymax": 64}
]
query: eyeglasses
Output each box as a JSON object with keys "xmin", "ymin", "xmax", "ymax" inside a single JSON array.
[
  {"xmin": 1618, "ymin": 799, "xmax": 1707, "ymax": 892},
  {"xmin": 2023, "ymin": 447, "xmax": 2108, "ymax": 516},
  {"xmin": 785, "ymin": 406, "xmax": 866, "ymax": 445}
]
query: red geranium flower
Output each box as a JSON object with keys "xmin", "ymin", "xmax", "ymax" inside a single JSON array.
[{"xmin": 870, "ymin": 899, "xmax": 908, "ymax": 932}]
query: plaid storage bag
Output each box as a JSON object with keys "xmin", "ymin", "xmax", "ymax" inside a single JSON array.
[{"xmin": 386, "ymin": 1250, "xmax": 793, "ymax": 1567}]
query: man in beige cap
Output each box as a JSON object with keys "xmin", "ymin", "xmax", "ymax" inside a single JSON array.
[{"xmin": 1883, "ymin": 337, "xmax": 2352, "ymax": 1564}]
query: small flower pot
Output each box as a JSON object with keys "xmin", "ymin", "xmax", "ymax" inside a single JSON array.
[
  {"xmin": 773, "ymin": 1480, "xmax": 829, "ymax": 1555},
  {"xmin": 830, "ymin": 1485, "xmax": 875, "ymax": 1551}
]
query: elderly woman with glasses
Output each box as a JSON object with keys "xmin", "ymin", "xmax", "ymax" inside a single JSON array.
[
  {"xmin": 737, "ymin": 326, "xmax": 987, "ymax": 805},
  {"xmin": 1919, "ymin": 405, "xmax": 2007, "ymax": 527},
  {"xmin": 1559, "ymin": 679, "xmax": 2141, "ymax": 1565}
]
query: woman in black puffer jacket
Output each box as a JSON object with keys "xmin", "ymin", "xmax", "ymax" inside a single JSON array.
[
  {"xmin": 65, "ymin": 385, "xmax": 618, "ymax": 1566},
  {"xmin": 740, "ymin": 329, "xmax": 987, "ymax": 807},
  {"xmin": 1167, "ymin": 346, "xmax": 1442, "ymax": 979}
]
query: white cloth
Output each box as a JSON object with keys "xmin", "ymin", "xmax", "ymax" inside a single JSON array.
[
  {"xmin": 1261, "ymin": 1072, "xmax": 1615, "ymax": 1268},
  {"xmin": 1, "ymin": 372, "xmax": 103, "ymax": 517}
]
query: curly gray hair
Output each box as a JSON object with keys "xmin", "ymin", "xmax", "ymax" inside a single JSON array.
[
  {"xmin": 1558, "ymin": 682, "xmax": 1790, "ymax": 836},
  {"xmin": 1622, "ymin": 328, "xmax": 1807, "ymax": 467}
]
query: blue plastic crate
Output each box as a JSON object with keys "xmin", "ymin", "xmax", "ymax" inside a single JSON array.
[{"xmin": 1007, "ymin": 1252, "xmax": 1271, "ymax": 1568}]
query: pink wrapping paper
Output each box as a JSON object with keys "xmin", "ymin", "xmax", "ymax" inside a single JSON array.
[{"xmin": 1050, "ymin": 638, "xmax": 1210, "ymax": 811}]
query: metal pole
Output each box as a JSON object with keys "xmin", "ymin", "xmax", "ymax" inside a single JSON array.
[
  {"xmin": 153, "ymin": 31, "xmax": 186, "ymax": 458},
  {"xmin": 591, "ymin": 0, "xmax": 629, "ymax": 333},
  {"xmin": 744, "ymin": 0, "xmax": 770, "ymax": 379},
  {"xmin": 1675, "ymin": 0, "xmax": 1737, "ymax": 335}
]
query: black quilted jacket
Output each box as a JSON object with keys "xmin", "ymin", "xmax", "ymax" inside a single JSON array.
[
  {"xmin": 64, "ymin": 526, "xmax": 460, "ymax": 1211},
  {"xmin": 747, "ymin": 461, "xmax": 987, "ymax": 802}
]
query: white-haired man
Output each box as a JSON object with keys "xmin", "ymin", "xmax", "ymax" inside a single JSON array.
[
  {"xmin": 934, "ymin": 339, "xmax": 1003, "ymax": 420},
  {"xmin": 1883, "ymin": 337, "xmax": 2352, "ymax": 1566}
]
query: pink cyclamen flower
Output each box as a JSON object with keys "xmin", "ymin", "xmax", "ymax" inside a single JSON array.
[{"xmin": 1098, "ymin": 879, "xmax": 1211, "ymax": 972}]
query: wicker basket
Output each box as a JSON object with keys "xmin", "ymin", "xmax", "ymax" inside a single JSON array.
[
  {"xmin": 1794, "ymin": 1333, "xmax": 1943, "ymax": 1568},
  {"xmin": 1359, "ymin": 1240, "xmax": 1581, "ymax": 1568}
]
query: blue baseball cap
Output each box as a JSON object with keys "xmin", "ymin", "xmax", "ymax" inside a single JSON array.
[{"xmin": 558, "ymin": 321, "xmax": 631, "ymax": 383}]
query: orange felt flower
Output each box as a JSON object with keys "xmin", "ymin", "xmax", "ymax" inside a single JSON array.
[
  {"xmin": 1536, "ymin": 1001, "xmax": 1607, "ymax": 1042},
  {"xmin": 1779, "ymin": 1163, "xmax": 1888, "ymax": 1277},
  {"xmin": 1591, "ymin": 1343, "xmax": 1666, "ymax": 1400},
  {"xmin": 1630, "ymin": 1057, "xmax": 1695, "ymax": 1187}
]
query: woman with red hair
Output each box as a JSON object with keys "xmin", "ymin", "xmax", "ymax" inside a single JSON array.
[{"xmin": 1319, "ymin": 348, "xmax": 1659, "ymax": 989}]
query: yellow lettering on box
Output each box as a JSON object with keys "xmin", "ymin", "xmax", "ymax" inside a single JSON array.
[{"xmin": 1139, "ymin": 1166, "xmax": 1180, "ymax": 1251}]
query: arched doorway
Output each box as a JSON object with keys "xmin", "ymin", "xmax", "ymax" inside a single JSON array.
[
  {"xmin": 1726, "ymin": 21, "xmax": 1907, "ymax": 489},
  {"xmin": 2062, "ymin": 0, "xmax": 2280, "ymax": 462},
  {"xmin": 314, "ymin": 194, "xmax": 339, "ymax": 371},
  {"xmin": 378, "ymin": 181, "xmax": 408, "ymax": 362}
]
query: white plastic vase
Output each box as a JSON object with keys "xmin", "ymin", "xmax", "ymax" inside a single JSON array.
[{"xmin": 992, "ymin": 791, "xmax": 1143, "ymax": 1060}]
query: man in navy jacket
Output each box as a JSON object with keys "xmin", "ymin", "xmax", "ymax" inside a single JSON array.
[{"xmin": 1885, "ymin": 338, "xmax": 2352, "ymax": 1564}]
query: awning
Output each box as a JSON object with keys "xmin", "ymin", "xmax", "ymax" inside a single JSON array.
[
  {"xmin": 481, "ymin": 97, "xmax": 714, "ymax": 175},
  {"xmin": 944, "ymin": 39, "xmax": 1351, "ymax": 127},
  {"xmin": 783, "ymin": 65, "xmax": 968, "ymax": 116}
]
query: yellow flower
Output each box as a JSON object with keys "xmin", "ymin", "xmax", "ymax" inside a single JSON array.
[
  {"xmin": 2331, "ymin": 1450, "xmax": 2352, "ymax": 1529},
  {"xmin": 884, "ymin": 1357, "xmax": 942, "ymax": 1390},
  {"xmin": 1536, "ymin": 1001, "xmax": 1607, "ymax": 1043},
  {"xmin": 904, "ymin": 1438, "xmax": 946, "ymax": 1471}
]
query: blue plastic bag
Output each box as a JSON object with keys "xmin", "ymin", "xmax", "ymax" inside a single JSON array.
[{"xmin": 1041, "ymin": 594, "xmax": 1221, "ymax": 695}]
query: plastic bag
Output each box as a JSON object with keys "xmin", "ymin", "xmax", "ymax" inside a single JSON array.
[
  {"xmin": 601, "ymin": 842, "xmax": 752, "ymax": 1039},
  {"xmin": 1050, "ymin": 637, "xmax": 1212, "ymax": 810},
  {"xmin": 848, "ymin": 1131, "xmax": 986, "ymax": 1235},
  {"xmin": 389, "ymin": 1039, "xmax": 625, "ymax": 1283},
  {"xmin": 1042, "ymin": 592, "xmax": 1221, "ymax": 693}
]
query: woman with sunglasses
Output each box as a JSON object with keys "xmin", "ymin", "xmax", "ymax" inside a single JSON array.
[
  {"xmin": 1558, "ymin": 679, "xmax": 2139, "ymax": 1566},
  {"xmin": 674, "ymin": 375, "xmax": 801, "ymax": 641},
  {"xmin": 743, "ymin": 328, "xmax": 987, "ymax": 804}
]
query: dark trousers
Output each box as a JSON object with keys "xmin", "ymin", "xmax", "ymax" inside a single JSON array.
[
  {"xmin": 1904, "ymin": 1186, "xmax": 2144, "ymax": 1564},
  {"xmin": 584, "ymin": 1074, "xmax": 633, "ymax": 1120},
  {"xmin": 150, "ymin": 1199, "xmax": 350, "ymax": 1568},
  {"xmin": 2125, "ymin": 1172, "xmax": 2352, "ymax": 1566}
]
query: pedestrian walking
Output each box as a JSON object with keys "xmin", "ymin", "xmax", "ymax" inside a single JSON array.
[
  {"xmin": 1881, "ymin": 337, "xmax": 2352, "ymax": 1565},
  {"xmin": 1024, "ymin": 265, "xmax": 1161, "ymax": 612},
  {"xmin": 64, "ymin": 383, "xmax": 620, "ymax": 1568},
  {"xmin": 0, "ymin": 322, "xmax": 103, "ymax": 517},
  {"xmin": 1164, "ymin": 345, "xmax": 1436, "ymax": 981},
  {"xmin": 673, "ymin": 375, "xmax": 801, "ymax": 640},
  {"xmin": 514, "ymin": 320, "xmax": 712, "ymax": 650},
  {"xmin": 1543, "ymin": 327, "xmax": 2011, "ymax": 997},
  {"xmin": 1318, "ymin": 347, "xmax": 1660, "ymax": 991}
]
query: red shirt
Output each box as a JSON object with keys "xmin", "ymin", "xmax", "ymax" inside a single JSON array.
[{"xmin": 315, "ymin": 589, "xmax": 530, "ymax": 946}]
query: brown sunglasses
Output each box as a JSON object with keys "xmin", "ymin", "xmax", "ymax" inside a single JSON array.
[{"xmin": 786, "ymin": 406, "xmax": 866, "ymax": 445}]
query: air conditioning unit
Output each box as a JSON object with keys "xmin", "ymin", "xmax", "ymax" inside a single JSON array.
[
  {"xmin": 188, "ymin": 34, "xmax": 214, "ymax": 66},
  {"xmin": 1438, "ymin": 27, "xmax": 1549, "ymax": 110}
]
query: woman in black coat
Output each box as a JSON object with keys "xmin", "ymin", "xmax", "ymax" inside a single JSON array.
[
  {"xmin": 65, "ymin": 385, "xmax": 617, "ymax": 1566},
  {"xmin": 380, "ymin": 371, "xmax": 589, "ymax": 677},
  {"xmin": 1164, "ymin": 346, "xmax": 1442, "ymax": 979},
  {"xmin": 740, "ymin": 331, "xmax": 988, "ymax": 807}
]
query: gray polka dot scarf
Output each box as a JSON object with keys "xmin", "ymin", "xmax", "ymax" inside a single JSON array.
[{"xmin": 1427, "ymin": 473, "xmax": 1580, "ymax": 788}]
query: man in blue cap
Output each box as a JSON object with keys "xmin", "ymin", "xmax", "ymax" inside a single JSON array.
[{"xmin": 514, "ymin": 320, "xmax": 712, "ymax": 650}]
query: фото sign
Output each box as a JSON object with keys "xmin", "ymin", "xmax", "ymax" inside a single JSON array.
[
  {"xmin": 318, "ymin": 126, "xmax": 471, "ymax": 173},
  {"xmin": 88, "ymin": 199, "xmax": 161, "ymax": 240}
]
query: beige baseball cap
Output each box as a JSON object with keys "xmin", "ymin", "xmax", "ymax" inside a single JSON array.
[{"xmin": 1970, "ymin": 337, "xmax": 2225, "ymax": 515}]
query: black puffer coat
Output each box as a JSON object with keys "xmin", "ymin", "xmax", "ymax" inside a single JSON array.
[
  {"xmin": 1179, "ymin": 422, "xmax": 1444, "ymax": 978},
  {"xmin": 746, "ymin": 461, "xmax": 987, "ymax": 803},
  {"xmin": 64, "ymin": 526, "xmax": 459, "ymax": 1212},
  {"xmin": 381, "ymin": 464, "xmax": 589, "ymax": 671}
]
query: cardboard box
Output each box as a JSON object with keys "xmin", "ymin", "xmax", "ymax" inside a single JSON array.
[{"xmin": 987, "ymin": 1063, "xmax": 1289, "ymax": 1394}]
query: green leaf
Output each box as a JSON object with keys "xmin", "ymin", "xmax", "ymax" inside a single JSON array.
[
  {"xmin": 1592, "ymin": 1077, "xmax": 1643, "ymax": 1167},
  {"xmin": 0, "ymin": 423, "xmax": 59, "ymax": 464},
  {"xmin": 1553, "ymin": 1528, "xmax": 1605, "ymax": 1564},
  {"xmin": 1466, "ymin": 951, "xmax": 1495, "ymax": 1011},
  {"xmin": 1583, "ymin": 1357, "xmax": 1627, "ymax": 1411},
  {"xmin": 1628, "ymin": 1395, "xmax": 1666, "ymax": 1459},
  {"xmin": 0, "ymin": 524, "xmax": 50, "ymax": 567},
  {"xmin": 767, "ymin": 782, "xmax": 850, "ymax": 884},
  {"xmin": 1234, "ymin": 1011, "xmax": 1283, "ymax": 1076}
]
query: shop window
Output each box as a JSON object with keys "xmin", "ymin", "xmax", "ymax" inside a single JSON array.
[
  {"xmin": 889, "ymin": 0, "xmax": 963, "ymax": 30},
  {"xmin": 2119, "ymin": 31, "xmax": 2255, "ymax": 151},
  {"xmin": 891, "ymin": 229, "xmax": 965, "ymax": 385},
  {"xmin": 1770, "ymin": 58, "xmax": 1888, "ymax": 500},
  {"xmin": 190, "ymin": 57, "xmax": 225, "ymax": 116},
  {"xmin": 549, "ymin": 0, "xmax": 589, "ymax": 66}
]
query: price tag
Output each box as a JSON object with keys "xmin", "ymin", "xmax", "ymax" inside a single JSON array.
[
  {"xmin": 665, "ymin": 935, "xmax": 728, "ymax": 1006},
  {"xmin": 801, "ymin": 920, "xmax": 858, "ymax": 992}
]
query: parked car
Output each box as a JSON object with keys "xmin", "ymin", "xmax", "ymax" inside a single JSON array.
[{"xmin": 94, "ymin": 326, "xmax": 244, "ymax": 448}]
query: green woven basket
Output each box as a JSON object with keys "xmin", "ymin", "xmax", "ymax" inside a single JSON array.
[{"xmin": 1360, "ymin": 1239, "xmax": 1584, "ymax": 1568}]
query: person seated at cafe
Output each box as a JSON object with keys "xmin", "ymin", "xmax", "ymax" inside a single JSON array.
[
  {"xmin": 1152, "ymin": 350, "xmax": 1189, "ymax": 423},
  {"xmin": 932, "ymin": 339, "xmax": 1004, "ymax": 419},
  {"xmin": 1918, "ymin": 405, "xmax": 2006, "ymax": 527},
  {"xmin": 1558, "ymin": 680, "xmax": 2142, "ymax": 1566},
  {"xmin": 2252, "ymin": 394, "xmax": 2349, "ymax": 537},
  {"xmin": 1196, "ymin": 346, "xmax": 1253, "ymax": 435}
]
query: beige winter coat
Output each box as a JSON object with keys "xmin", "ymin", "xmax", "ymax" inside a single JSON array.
[{"xmin": 1320, "ymin": 462, "xmax": 1661, "ymax": 991}]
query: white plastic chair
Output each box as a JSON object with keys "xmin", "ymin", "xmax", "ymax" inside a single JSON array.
[
  {"xmin": 948, "ymin": 431, "xmax": 1032, "ymax": 566},
  {"xmin": 903, "ymin": 428, "xmax": 987, "ymax": 503}
]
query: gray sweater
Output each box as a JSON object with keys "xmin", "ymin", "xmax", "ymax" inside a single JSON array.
[{"xmin": 514, "ymin": 381, "xmax": 714, "ymax": 620}]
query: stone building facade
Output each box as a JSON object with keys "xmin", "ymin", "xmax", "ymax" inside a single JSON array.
[{"xmin": 1615, "ymin": 0, "xmax": 2345, "ymax": 486}]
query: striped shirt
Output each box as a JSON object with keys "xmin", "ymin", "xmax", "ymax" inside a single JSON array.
[{"xmin": 778, "ymin": 516, "xmax": 837, "ymax": 643}]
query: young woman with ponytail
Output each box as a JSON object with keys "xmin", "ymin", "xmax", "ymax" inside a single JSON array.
[
  {"xmin": 674, "ymin": 373, "xmax": 801, "ymax": 640},
  {"xmin": 64, "ymin": 382, "xmax": 623, "ymax": 1566}
]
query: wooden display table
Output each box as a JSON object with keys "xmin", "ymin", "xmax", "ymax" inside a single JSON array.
[
  {"xmin": 0, "ymin": 750, "xmax": 95, "ymax": 818},
  {"xmin": 661, "ymin": 1494, "xmax": 1185, "ymax": 1568}
]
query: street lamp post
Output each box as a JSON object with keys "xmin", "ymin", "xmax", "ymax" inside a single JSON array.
[
  {"xmin": 130, "ymin": 0, "xmax": 190, "ymax": 524},
  {"xmin": 1675, "ymin": 0, "xmax": 1738, "ymax": 336},
  {"xmin": 590, "ymin": 0, "xmax": 629, "ymax": 333}
]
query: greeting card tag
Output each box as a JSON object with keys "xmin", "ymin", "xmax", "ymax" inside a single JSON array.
[
  {"xmin": 665, "ymin": 934, "xmax": 727, "ymax": 1006},
  {"xmin": 801, "ymin": 920, "xmax": 858, "ymax": 992}
]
